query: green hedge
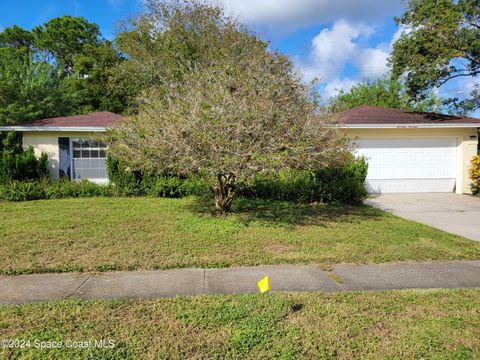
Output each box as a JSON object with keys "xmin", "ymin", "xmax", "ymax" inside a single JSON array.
[
  {"xmin": 106, "ymin": 155, "xmax": 368, "ymax": 204},
  {"xmin": 0, "ymin": 157, "xmax": 368, "ymax": 204},
  {"xmin": 106, "ymin": 156, "xmax": 212, "ymax": 197},
  {"xmin": 1, "ymin": 131, "xmax": 48, "ymax": 183},
  {"xmin": 0, "ymin": 179, "xmax": 110, "ymax": 201},
  {"xmin": 237, "ymin": 157, "xmax": 368, "ymax": 204}
]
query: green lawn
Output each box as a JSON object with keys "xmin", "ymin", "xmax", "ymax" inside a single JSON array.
[
  {"xmin": 0, "ymin": 289, "xmax": 479, "ymax": 359},
  {"xmin": 1, "ymin": 197, "xmax": 479, "ymax": 275}
]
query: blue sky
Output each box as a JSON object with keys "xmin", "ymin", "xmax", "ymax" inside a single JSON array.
[{"xmin": 0, "ymin": 0, "xmax": 477, "ymax": 113}]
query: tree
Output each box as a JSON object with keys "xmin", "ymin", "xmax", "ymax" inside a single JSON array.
[
  {"xmin": 328, "ymin": 78, "xmax": 445, "ymax": 112},
  {"xmin": 106, "ymin": 1, "xmax": 348, "ymax": 213},
  {"xmin": 390, "ymin": 0, "xmax": 480, "ymax": 113},
  {"xmin": 65, "ymin": 42, "xmax": 125, "ymax": 113},
  {"xmin": 109, "ymin": 0, "xmax": 252, "ymax": 113},
  {"xmin": 0, "ymin": 16, "xmax": 124, "ymax": 120},
  {"xmin": 0, "ymin": 25, "xmax": 34, "ymax": 50},
  {"xmin": 33, "ymin": 16, "xmax": 102, "ymax": 76},
  {"xmin": 0, "ymin": 47, "xmax": 72, "ymax": 125}
]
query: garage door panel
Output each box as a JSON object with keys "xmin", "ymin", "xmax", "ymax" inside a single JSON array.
[
  {"xmin": 425, "ymin": 152, "xmax": 438, "ymax": 162},
  {"xmin": 396, "ymin": 152, "xmax": 410, "ymax": 162},
  {"xmin": 354, "ymin": 138, "xmax": 457, "ymax": 193},
  {"xmin": 366, "ymin": 179, "xmax": 456, "ymax": 193},
  {"xmin": 410, "ymin": 167, "xmax": 424, "ymax": 178},
  {"xmin": 382, "ymin": 168, "xmax": 396, "ymax": 179},
  {"xmin": 425, "ymin": 167, "xmax": 440, "ymax": 177},
  {"xmin": 395, "ymin": 166, "xmax": 410, "ymax": 178}
]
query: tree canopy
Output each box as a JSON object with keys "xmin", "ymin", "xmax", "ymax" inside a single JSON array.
[
  {"xmin": 106, "ymin": 1, "xmax": 348, "ymax": 212},
  {"xmin": 0, "ymin": 16, "xmax": 123, "ymax": 125},
  {"xmin": 110, "ymin": 0, "xmax": 257, "ymax": 114},
  {"xmin": 0, "ymin": 47, "xmax": 71, "ymax": 125},
  {"xmin": 0, "ymin": 25, "xmax": 34, "ymax": 49},
  {"xmin": 33, "ymin": 16, "xmax": 102, "ymax": 76},
  {"xmin": 328, "ymin": 78, "xmax": 446, "ymax": 112},
  {"xmin": 390, "ymin": 0, "xmax": 480, "ymax": 113}
]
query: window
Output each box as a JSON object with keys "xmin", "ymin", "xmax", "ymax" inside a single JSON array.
[{"xmin": 71, "ymin": 139, "xmax": 108, "ymax": 180}]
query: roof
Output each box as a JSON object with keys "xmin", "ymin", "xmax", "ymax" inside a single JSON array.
[
  {"xmin": 0, "ymin": 112, "xmax": 123, "ymax": 132},
  {"xmin": 340, "ymin": 105, "xmax": 480, "ymax": 128}
]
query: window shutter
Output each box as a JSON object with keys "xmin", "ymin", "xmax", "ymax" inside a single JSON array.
[{"xmin": 58, "ymin": 137, "xmax": 71, "ymax": 180}]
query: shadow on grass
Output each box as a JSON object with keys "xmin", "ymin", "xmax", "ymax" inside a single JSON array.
[{"xmin": 186, "ymin": 196, "xmax": 384, "ymax": 227}]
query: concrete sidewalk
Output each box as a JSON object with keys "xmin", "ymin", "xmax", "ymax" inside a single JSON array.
[{"xmin": 1, "ymin": 260, "xmax": 480, "ymax": 304}]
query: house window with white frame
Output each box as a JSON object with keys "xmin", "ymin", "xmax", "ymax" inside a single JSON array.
[{"xmin": 71, "ymin": 138, "xmax": 108, "ymax": 181}]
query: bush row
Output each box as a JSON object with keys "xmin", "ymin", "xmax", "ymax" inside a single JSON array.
[
  {"xmin": 0, "ymin": 179, "xmax": 109, "ymax": 201},
  {"xmin": 107, "ymin": 155, "xmax": 368, "ymax": 204},
  {"xmin": 0, "ymin": 157, "xmax": 368, "ymax": 204},
  {"xmin": 105, "ymin": 156, "xmax": 212, "ymax": 197},
  {"xmin": 0, "ymin": 177, "xmax": 211, "ymax": 202},
  {"xmin": 237, "ymin": 158, "xmax": 368, "ymax": 204}
]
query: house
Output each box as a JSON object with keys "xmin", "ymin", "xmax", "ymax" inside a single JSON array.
[
  {"xmin": 0, "ymin": 106, "xmax": 479, "ymax": 194},
  {"xmin": 0, "ymin": 112, "xmax": 123, "ymax": 183},
  {"xmin": 341, "ymin": 106, "xmax": 480, "ymax": 194}
]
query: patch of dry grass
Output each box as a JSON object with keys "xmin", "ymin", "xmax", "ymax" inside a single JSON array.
[
  {"xmin": 0, "ymin": 197, "xmax": 479, "ymax": 274},
  {"xmin": 0, "ymin": 289, "xmax": 479, "ymax": 358}
]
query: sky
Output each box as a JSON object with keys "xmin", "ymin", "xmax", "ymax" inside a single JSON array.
[{"xmin": 0, "ymin": 0, "xmax": 477, "ymax": 113}]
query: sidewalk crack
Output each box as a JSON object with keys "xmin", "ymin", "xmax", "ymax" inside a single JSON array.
[
  {"xmin": 64, "ymin": 275, "xmax": 91, "ymax": 299},
  {"xmin": 202, "ymin": 269, "xmax": 206, "ymax": 294}
]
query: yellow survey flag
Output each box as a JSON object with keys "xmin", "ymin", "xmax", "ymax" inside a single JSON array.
[{"xmin": 257, "ymin": 276, "xmax": 270, "ymax": 293}]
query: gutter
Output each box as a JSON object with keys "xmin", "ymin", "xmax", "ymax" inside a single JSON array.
[
  {"xmin": 0, "ymin": 124, "xmax": 478, "ymax": 132},
  {"xmin": 0, "ymin": 126, "xmax": 108, "ymax": 132},
  {"xmin": 339, "ymin": 123, "xmax": 480, "ymax": 129}
]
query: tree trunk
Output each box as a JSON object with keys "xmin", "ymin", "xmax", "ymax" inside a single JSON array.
[{"xmin": 213, "ymin": 173, "xmax": 236, "ymax": 213}]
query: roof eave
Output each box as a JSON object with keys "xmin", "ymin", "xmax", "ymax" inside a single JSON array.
[
  {"xmin": 0, "ymin": 126, "xmax": 108, "ymax": 132},
  {"xmin": 339, "ymin": 123, "xmax": 480, "ymax": 129},
  {"xmin": 1, "ymin": 123, "xmax": 477, "ymax": 132}
]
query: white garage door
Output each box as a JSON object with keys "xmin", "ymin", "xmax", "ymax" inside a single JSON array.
[{"xmin": 354, "ymin": 138, "xmax": 457, "ymax": 193}]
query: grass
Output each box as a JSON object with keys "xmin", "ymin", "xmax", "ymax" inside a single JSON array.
[
  {"xmin": 0, "ymin": 289, "xmax": 479, "ymax": 359},
  {"xmin": 0, "ymin": 196, "xmax": 479, "ymax": 275}
]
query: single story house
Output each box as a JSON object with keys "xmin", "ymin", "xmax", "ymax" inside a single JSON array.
[
  {"xmin": 341, "ymin": 106, "xmax": 479, "ymax": 194},
  {"xmin": 0, "ymin": 106, "xmax": 479, "ymax": 193},
  {"xmin": 0, "ymin": 112, "xmax": 123, "ymax": 183}
]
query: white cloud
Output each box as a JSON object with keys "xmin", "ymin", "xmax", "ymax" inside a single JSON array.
[
  {"xmin": 296, "ymin": 19, "xmax": 405, "ymax": 98},
  {"xmin": 355, "ymin": 48, "xmax": 389, "ymax": 79},
  {"xmin": 323, "ymin": 77, "xmax": 357, "ymax": 99},
  {"xmin": 298, "ymin": 20, "xmax": 386, "ymax": 83},
  {"xmin": 311, "ymin": 21, "xmax": 373, "ymax": 79},
  {"xmin": 389, "ymin": 25, "xmax": 412, "ymax": 48},
  {"xmin": 221, "ymin": 0, "xmax": 402, "ymax": 32},
  {"xmin": 216, "ymin": 0, "xmax": 403, "ymax": 99}
]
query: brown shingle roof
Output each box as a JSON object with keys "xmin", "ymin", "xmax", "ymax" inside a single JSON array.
[
  {"xmin": 21, "ymin": 111, "xmax": 123, "ymax": 128},
  {"xmin": 341, "ymin": 105, "xmax": 480, "ymax": 125}
]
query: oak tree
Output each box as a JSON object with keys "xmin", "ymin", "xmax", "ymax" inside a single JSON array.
[{"xmin": 390, "ymin": 0, "xmax": 480, "ymax": 113}]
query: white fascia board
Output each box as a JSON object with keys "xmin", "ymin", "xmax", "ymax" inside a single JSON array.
[
  {"xmin": 0, "ymin": 126, "xmax": 107, "ymax": 132},
  {"xmin": 2, "ymin": 124, "xmax": 477, "ymax": 131},
  {"xmin": 339, "ymin": 123, "xmax": 480, "ymax": 129}
]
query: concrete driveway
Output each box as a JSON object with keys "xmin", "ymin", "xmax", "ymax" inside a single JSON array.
[{"xmin": 366, "ymin": 193, "xmax": 480, "ymax": 241}]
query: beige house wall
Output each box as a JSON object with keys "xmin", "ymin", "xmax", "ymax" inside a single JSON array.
[
  {"xmin": 344, "ymin": 127, "xmax": 479, "ymax": 194},
  {"xmin": 21, "ymin": 127, "xmax": 479, "ymax": 194},
  {"xmin": 22, "ymin": 131, "xmax": 100, "ymax": 179}
]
